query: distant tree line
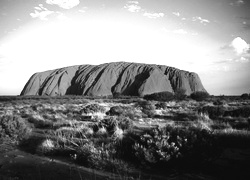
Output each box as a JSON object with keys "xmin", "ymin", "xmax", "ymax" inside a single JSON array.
[
  {"xmin": 241, "ymin": 93, "xmax": 250, "ymax": 99},
  {"xmin": 143, "ymin": 89, "xmax": 210, "ymax": 102}
]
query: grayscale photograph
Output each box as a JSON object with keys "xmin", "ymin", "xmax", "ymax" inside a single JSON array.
[{"xmin": 0, "ymin": 0, "xmax": 250, "ymax": 179}]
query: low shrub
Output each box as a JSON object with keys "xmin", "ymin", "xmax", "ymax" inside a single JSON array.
[
  {"xmin": 141, "ymin": 109, "xmax": 155, "ymax": 118},
  {"xmin": 107, "ymin": 105, "xmax": 138, "ymax": 120},
  {"xmin": 213, "ymin": 99, "xmax": 225, "ymax": 106},
  {"xmin": 27, "ymin": 114, "xmax": 53, "ymax": 128},
  {"xmin": 198, "ymin": 106, "xmax": 225, "ymax": 119},
  {"xmin": 75, "ymin": 142, "xmax": 104, "ymax": 168},
  {"xmin": 241, "ymin": 93, "xmax": 249, "ymax": 99},
  {"xmin": 75, "ymin": 141, "xmax": 131, "ymax": 172},
  {"xmin": 98, "ymin": 117, "xmax": 118, "ymax": 134},
  {"xmin": 0, "ymin": 115, "xmax": 31, "ymax": 141},
  {"xmin": 137, "ymin": 100, "xmax": 155, "ymax": 110},
  {"xmin": 143, "ymin": 91, "xmax": 174, "ymax": 101},
  {"xmin": 112, "ymin": 126, "xmax": 124, "ymax": 140},
  {"xmin": 36, "ymin": 139, "xmax": 56, "ymax": 155},
  {"xmin": 174, "ymin": 88, "xmax": 187, "ymax": 101},
  {"xmin": 106, "ymin": 106, "xmax": 124, "ymax": 116},
  {"xmin": 97, "ymin": 116, "xmax": 133, "ymax": 134},
  {"xmin": 224, "ymin": 106, "xmax": 250, "ymax": 118},
  {"xmin": 133, "ymin": 127, "xmax": 182, "ymax": 165},
  {"xmin": 30, "ymin": 103, "xmax": 43, "ymax": 111},
  {"xmin": 190, "ymin": 91, "xmax": 209, "ymax": 101},
  {"xmin": 116, "ymin": 116, "xmax": 134, "ymax": 130},
  {"xmin": 132, "ymin": 125, "xmax": 219, "ymax": 167},
  {"xmin": 155, "ymin": 102, "xmax": 167, "ymax": 109},
  {"xmin": 137, "ymin": 101, "xmax": 155, "ymax": 118},
  {"xmin": 81, "ymin": 104, "xmax": 106, "ymax": 114},
  {"xmin": 95, "ymin": 126, "xmax": 108, "ymax": 137}
]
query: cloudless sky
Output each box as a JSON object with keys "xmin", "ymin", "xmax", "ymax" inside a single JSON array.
[{"xmin": 0, "ymin": 0, "xmax": 249, "ymax": 95}]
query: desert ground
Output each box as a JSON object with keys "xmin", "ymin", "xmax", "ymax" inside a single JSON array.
[{"xmin": 0, "ymin": 95, "xmax": 250, "ymax": 180}]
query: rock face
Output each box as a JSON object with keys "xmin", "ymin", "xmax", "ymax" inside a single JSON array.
[{"xmin": 21, "ymin": 62, "xmax": 207, "ymax": 96}]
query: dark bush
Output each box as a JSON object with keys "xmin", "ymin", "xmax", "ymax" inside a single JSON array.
[
  {"xmin": 241, "ymin": 93, "xmax": 249, "ymax": 99},
  {"xmin": 106, "ymin": 106, "xmax": 124, "ymax": 116},
  {"xmin": 190, "ymin": 91, "xmax": 209, "ymax": 101},
  {"xmin": 81, "ymin": 104, "xmax": 106, "ymax": 114},
  {"xmin": 116, "ymin": 116, "xmax": 133, "ymax": 130},
  {"xmin": 112, "ymin": 92, "xmax": 132, "ymax": 99},
  {"xmin": 0, "ymin": 115, "xmax": 31, "ymax": 141},
  {"xmin": 230, "ymin": 120, "xmax": 249, "ymax": 130},
  {"xmin": 137, "ymin": 100, "xmax": 155, "ymax": 110},
  {"xmin": 142, "ymin": 109, "xmax": 155, "ymax": 118},
  {"xmin": 137, "ymin": 101, "xmax": 155, "ymax": 118},
  {"xmin": 213, "ymin": 99, "xmax": 225, "ymax": 106},
  {"xmin": 198, "ymin": 106, "xmax": 225, "ymax": 119},
  {"xmin": 106, "ymin": 106, "xmax": 138, "ymax": 119},
  {"xmin": 155, "ymin": 102, "xmax": 167, "ymax": 109},
  {"xmin": 143, "ymin": 91, "xmax": 174, "ymax": 101},
  {"xmin": 174, "ymin": 88, "xmax": 187, "ymax": 100},
  {"xmin": 224, "ymin": 106, "xmax": 250, "ymax": 118},
  {"xmin": 98, "ymin": 116, "xmax": 133, "ymax": 132},
  {"xmin": 98, "ymin": 117, "xmax": 118, "ymax": 133}
]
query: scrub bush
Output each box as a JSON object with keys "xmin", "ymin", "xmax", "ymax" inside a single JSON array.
[
  {"xmin": 198, "ymin": 106, "xmax": 225, "ymax": 119},
  {"xmin": 190, "ymin": 91, "xmax": 209, "ymax": 101},
  {"xmin": 133, "ymin": 125, "xmax": 219, "ymax": 167},
  {"xmin": 81, "ymin": 104, "xmax": 106, "ymax": 114},
  {"xmin": 0, "ymin": 115, "xmax": 31, "ymax": 141},
  {"xmin": 144, "ymin": 91, "xmax": 174, "ymax": 101}
]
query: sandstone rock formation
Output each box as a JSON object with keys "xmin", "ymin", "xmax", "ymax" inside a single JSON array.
[{"xmin": 21, "ymin": 62, "xmax": 207, "ymax": 96}]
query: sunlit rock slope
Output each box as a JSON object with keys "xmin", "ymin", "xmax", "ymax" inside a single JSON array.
[{"xmin": 21, "ymin": 62, "xmax": 207, "ymax": 96}]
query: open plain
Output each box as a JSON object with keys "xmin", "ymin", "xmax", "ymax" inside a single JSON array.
[{"xmin": 0, "ymin": 95, "xmax": 250, "ymax": 179}]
